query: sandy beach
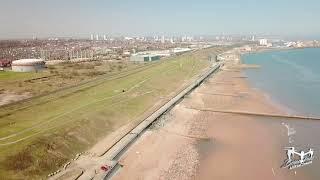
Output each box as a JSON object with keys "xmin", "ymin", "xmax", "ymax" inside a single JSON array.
[{"xmin": 111, "ymin": 59, "xmax": 312, "ymax": 180}]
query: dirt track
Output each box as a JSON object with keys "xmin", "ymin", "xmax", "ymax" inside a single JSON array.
[{"xmin": 112, "ymin": 62, "xmax": 310, "ymax": 179}]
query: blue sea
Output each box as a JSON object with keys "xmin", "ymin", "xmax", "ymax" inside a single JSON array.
[
  {"xmin": 243, "ymin": 48, "xmax": 320, "ymax": 179},
  {"xmin": 242, "ymin": 48, "xmax": 320, "ymax": 117}
]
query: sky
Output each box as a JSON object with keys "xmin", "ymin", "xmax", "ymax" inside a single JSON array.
[{"xmin": 0, "ymin": 0, "xmax": 320, "ymax": 39}]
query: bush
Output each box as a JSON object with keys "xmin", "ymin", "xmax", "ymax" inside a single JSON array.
[
  {"xmin": 47, "ymin": 66, "xmax": 56, "ymax": 70},
  {"xmin": 86, "ymin": 71, "xmax": 105, "ymax": 77},
  {"xmin": 5, "ymin": 150, "xmax": 34, "ymax": 171},
  {"xmin": 72, "ymin": 64, "xmax": 83, "ymax": 69},
  {"xmin": 71, "ymin": 71, "xmax": 79, "ymax": 76},
  {"xmin": 50, "ymin": 70, "xmax": 59, "ymax": 74},
  {"xmin": 94, "ymin": 62, "xmax": 102, "ymax": 66},
  {"xmin": 110, "ymin": 65, "xmax": 115, "ymax": 71},
  {"xmin": 83, "ymin": 64, "xmax": 95, "ymax": 69},
  {"xmin": 117, "ymin": 65, "xmax": 123, "ymax": 71},
  {"xmin": 60, "ymin": 73, "xmax": 73, "ymax": 79}
]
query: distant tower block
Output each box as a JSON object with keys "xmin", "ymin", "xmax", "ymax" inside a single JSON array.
[
  {"xmin": 161, "ymin": 36, "xmax": 165, "ymax": 43},
  {"xmin": 96, "ymin": 35, "xmax": 99, "ymax": 41},
  {"xmin": 170, "ymin": 38, "xmax": 174, "ymax": 44},
  {"xmin": 259, "ymin": 39, "xmax": 268, "ymax": 46},
  {"xmin": 90, "ymin": 34, "xmax": 94, "ymax": 41},
  {"xmin": 251, "ymin": 35, "xmax": 255, "ymax": 41}
]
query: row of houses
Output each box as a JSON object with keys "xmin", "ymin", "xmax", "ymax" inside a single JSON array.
[{"xmin": 0, "ymin": 59, "xmax": 11, "ymax": 68}]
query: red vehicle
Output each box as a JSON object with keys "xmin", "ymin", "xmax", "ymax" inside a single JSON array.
[
  {"xmin": 0, "ymin": 59, "xmax": 12, "ymax": 67},
  {"xmin": 100, "ymin": 165, "xmax": 110, "ymax": 172}
]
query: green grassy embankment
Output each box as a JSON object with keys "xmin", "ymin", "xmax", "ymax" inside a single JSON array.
[{"xmin": 0, "ymin": 47, "xmax": 227, "ymax": 179}]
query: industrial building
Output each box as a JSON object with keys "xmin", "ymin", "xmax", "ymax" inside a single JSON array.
[
  {"xmin": 136, "ymin": 50, "xmax": 171, "ymax": 57},
  {"xmin": 259, "ymin": 39, "xmax": 268, "ymax": 46},
  {"xmin": 130, "ymin": 54, "xmax": 160, "ymax": 63},
  {"xmin": 11, "ymin": 59, "xmax": 46, "ymax": 72},
  {"xmin": 172, "ymin": 48, "xmax": 192, "ymax": 54}
]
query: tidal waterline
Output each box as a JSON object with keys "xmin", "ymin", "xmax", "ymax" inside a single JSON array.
[
  {"xmin": 242, "ymin": 48, "xmax": 320, "ymax": 179},
  {"xmin": 243, "ymin": 48, "xmax": 320, "ymax": 117}
]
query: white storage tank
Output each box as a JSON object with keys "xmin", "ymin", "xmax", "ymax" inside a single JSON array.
[{"xmin": 12, "ymin": 59, "xmax": 46, "ymax": 72}]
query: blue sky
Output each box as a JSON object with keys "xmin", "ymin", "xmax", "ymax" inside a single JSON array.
[{"xmin": 0, "ymin": 0, "xmax": 320, "ymax": 39}]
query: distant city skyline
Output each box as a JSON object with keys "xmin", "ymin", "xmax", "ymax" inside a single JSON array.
[{"xmin": 1, "ymin": 0, "xmax": 320, "ymax": 39}]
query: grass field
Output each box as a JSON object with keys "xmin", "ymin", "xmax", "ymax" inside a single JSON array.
[
  {"xmin": 0, "ymin": 71, "xmax": 46, "ymax": 81},
  {"xmin": 0, "ymin": 47, "xmax": 227, "ymax": 179},
  {"xmin": 0, "ymin": 60, "xmax": 144, "ymax": 97}
]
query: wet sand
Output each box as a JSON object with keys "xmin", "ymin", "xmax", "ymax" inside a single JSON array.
[{"xmin": 112, "ymin": 61, "xmax": 311, "ymax": 180}]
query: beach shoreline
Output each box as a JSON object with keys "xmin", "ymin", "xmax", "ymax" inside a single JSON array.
[
  {"xmin": 193, "ymin": 59, "xmax": 307, "ymax": 180},
  {"xmin": 111, "ymin": 55, "xmax": 308, "ymax": 179},
  {"xmin": 241, "ymin": 47, "xmax": 320, "ymax": 117},
  {"xmin": 238, "ymin": 46, "xmax": 301, "ymax": 116}
]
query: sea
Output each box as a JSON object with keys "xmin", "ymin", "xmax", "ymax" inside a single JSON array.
[
  {"xmin": 242, "ymin": 48, "xmax": 320, "ymax": 179},
  {"xmin": 242, "ymin": 48, "xmax": 320, "ymax": 117}
]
